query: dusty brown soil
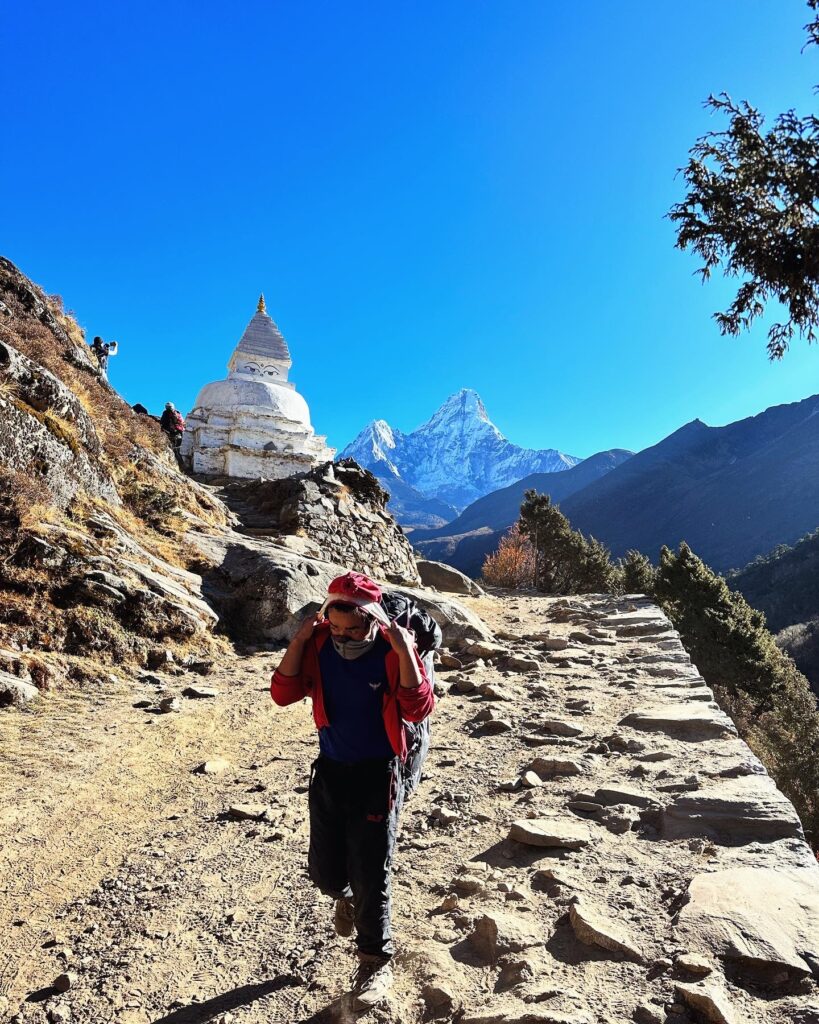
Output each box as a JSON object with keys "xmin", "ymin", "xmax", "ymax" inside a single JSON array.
[{"xmin": 1, "ymin": 593, "xmax": 817, "ymax": 1024}]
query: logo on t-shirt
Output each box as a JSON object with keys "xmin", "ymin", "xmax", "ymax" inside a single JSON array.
[{"xmin": 368, "ymin": 681, "xmax": 382, "ymax": 691}]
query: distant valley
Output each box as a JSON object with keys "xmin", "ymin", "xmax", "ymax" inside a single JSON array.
[{"xmin": 357, "ymin": 391, "xmax": 819, "ymax": 591}]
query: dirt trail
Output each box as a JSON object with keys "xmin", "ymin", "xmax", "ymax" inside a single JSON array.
[{"xmin": 2, "ymin": 593, "xmax": 818, "ymax": 1024}]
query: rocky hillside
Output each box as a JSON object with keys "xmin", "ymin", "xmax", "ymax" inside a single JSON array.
[
  {"xmin": 2, "ymin": 592, "xmax": 818, "ymax": 1024},
  {"xmin": 0, "ymin": 258, "xmax": 427, "ymax": 705},
  {"xmin": 0, "ymin": 256, "xmax": 236, "ymax": 695},
  {"xmin": 341, "ymin": 389, "xmax": 580, "ymax": 526}
]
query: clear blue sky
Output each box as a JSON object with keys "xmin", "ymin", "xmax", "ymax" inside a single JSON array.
[{"xmin": 3, "ymin": 1, "xmax": 817, "ymax": 458}]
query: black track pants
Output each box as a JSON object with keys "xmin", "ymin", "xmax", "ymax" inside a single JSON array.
[{"xmin": 307, "ymin": 755, "xmax": 402, "ymax": 958}]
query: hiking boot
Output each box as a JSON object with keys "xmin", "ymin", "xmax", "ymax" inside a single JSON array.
[
  {"xmin": 352, "ymin": 955, "xmax": 393, "ymax": 1008},
  {"xmin": 333, "ymin": 895, "xmax": 355, "ymax": 937}
]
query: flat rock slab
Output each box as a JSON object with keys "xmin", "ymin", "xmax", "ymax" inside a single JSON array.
[
  {"xmin": 506, "ymin": 656, "xmax": 542, "ymax": 673},
  {"xmin": 675, "ymin": 866, "xmax": 819, "ymax": 980},
  {"xmin": 630, "ymin": 652, "xmax": 690, "ymax": 665},
  {"xmin": 468, "ymin": 911, "xmax": 543, "ymax": 962},
  {"xmin": 182, "ymin": 685, "xmax": 220, "ymax": 698},
  {"xmin": 662, "ymin": 778, "xmax": 803, "ymax": 844},
  {"xmin": 509, "ymin": 817, "xmax": 593, "ymax": 849},
  {"xmin": 465, "ymin": 640, "xmax": 509, "ymax": 659},
  {"xmin": 569, "ymin": 901, "xmax": 643, "ymax": 961},
  {"xmin": 438, "ymin": 653, "xmax": 463, "ymax": 669},
  {"xmin": 197, "ymin": 757, "xmax": 231, "ymax": 775},
  {"xmin": 226, "ymin": 803, "xmax": 269, "ymax": 821},
  {"xmin": 675, "ymin": 983, "xmax": 736, "ymax": 1024},
  {"xmin": 480, "ymin": 683, "xmax": 515, "ymax": 701},
  {"xmin": 538, "ymin": 636, "xmax": 570, "ymax": 650},
  {"xmin": 526, "ymin": 756, "xmax": 587, "ymax": 778},
  {"xmin": 654, "ymin": 688, "xmax": 714, "ymax": 703},
  {"xmin": 620, "ymin": 705, "xmax": 736, "ymax": 739},
  {"xmin": 540, "ymin": 719, "xmax": 584, "ymax": 738},
  {"xmin": 477, "ymin": 719, "xmax": 514, "ymax": 736},
  {"xmin": 616, "ymin": 622, "xmax": 674, "ymax": 637},
  {"xmin": 461, "ymin": 1004, "xmax": 589, "ymax": 1024},
  {"xmin": 594, "ymin": 786, "xmax": 657, "ymax": 809},
  {"xmin": 601, "ymin": 612, "xmax": 671, "ymax": 629}
]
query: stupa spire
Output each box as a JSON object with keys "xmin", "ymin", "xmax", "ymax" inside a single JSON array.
[{"xmin": 257, "ymin": 293, "xmax": 266, "ymax": 314}]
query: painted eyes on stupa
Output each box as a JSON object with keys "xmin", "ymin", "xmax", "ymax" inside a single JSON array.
[{"xmin": 239, "ymin": 362, "xmax": 280, "ymax": 378}]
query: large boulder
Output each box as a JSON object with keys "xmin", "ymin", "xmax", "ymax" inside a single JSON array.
[
  {"xmin": 394, "ymin": 584, "xmax": 493, "ymax": 645},
  {"xmin": 0, "ymin": 670, "xmax": 39, "ymax": 707},
  {"xmin": 416, "ymin": 558, "xmax": 484, "ymax": 596},
  {"xmin": 198, "ymin": 536, "xmax": 337, "ymax": 642},
  {"xmin": 195, "ymin": 533, "xmax": 493, "ymax": 645}
]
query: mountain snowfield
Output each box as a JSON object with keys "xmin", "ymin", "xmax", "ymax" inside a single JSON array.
[{"xmin": 340, "ymin": 388, "xmax": 580, "ymax": 525}]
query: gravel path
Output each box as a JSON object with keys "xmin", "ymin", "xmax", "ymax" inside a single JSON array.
[{"xmin": 1, "ymin": 593, "xmax": 817, "ymax": 1024}]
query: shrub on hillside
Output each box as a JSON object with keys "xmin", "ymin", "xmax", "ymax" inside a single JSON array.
[
  {"xmin": 518, "ymin": 490, "xmax": 618, "ymax": 593},
  {"xmin": 481, "ymin": 523, "xmax": 536, "ymax": 588},
  {"xmin": 776, "ymin": 619, "xmax": 819, "ymax": 690}
]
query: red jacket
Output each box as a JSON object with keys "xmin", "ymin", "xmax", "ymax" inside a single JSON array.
[{"xmin": 270, "ymin": 622, "xmax": 434, "ymax": 761}]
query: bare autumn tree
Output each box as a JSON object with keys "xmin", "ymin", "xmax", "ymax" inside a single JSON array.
[{"xmin": 669, "ymin": 1, "xmax": 819, "ymax": 358}]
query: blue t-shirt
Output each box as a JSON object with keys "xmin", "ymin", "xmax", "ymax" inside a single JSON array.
[{"xmin": 318, "ymin": 635, "xmax": 395, "ymax": 763}]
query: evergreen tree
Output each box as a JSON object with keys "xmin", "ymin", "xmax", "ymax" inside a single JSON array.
[
  {"xmin": 654, "ymin": 543, "xmax": 783, "ymax": 707},
  {"xmin": 518, "ymin": 490, "xmax": 617, "ymax": 594},
  {"xmin": 619, "ymin": 549, "xmax": 657, "ymax": 596},
  {"xmin": 670, "ymin": 2, "xmax": 819, "ymax": 357}
]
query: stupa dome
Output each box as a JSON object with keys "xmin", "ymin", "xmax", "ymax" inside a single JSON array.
[
  {"xmin": 190, "ymin": 378, "xmax": 313, "ymax": 428},
  {"xmin": 180, "ymin": 294, "xmax": 334, "ymax": 479}
]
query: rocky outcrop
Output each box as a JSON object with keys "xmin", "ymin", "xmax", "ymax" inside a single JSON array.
[
  {"xmin": 0, "ymin": 257, "xmax": 231, "ymax": 680},
  {"xmin": 193, "ymin": 524, "xmax": 489, "ymax": 645},
  {"xmin": 0, "ymin": 339, "xmax": 118, "ymax": 508},
  {"xmin": 217, "ymin": 458, "xmax": 420, "ymax": 585}
]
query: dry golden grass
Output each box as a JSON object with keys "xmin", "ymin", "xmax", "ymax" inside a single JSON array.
[{"xmin": 0, "ymin": 276, "xmax": 233, "ymax": 673}]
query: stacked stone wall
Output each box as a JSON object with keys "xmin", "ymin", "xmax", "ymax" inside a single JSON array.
[{"xmin": 220, "ymin": 458, "xmax": 420, "ymax": 585}]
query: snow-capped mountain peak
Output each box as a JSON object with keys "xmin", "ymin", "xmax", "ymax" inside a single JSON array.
[
  {"xmin": 419, "ymin": 387, "xmax": 497, "ymax": 436},
  {"xmin": 340, "ymin": 390, "xmax": 581, "ymax": 523},
  {"xmin": 344, "ymin": 418, "xmax": 404, "ymax": 479}
]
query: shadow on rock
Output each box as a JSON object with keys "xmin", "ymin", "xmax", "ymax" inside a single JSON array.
[
  {"xmin": 470, "ymin": 838, "xmax": 572, "ymax": 871},
  {"xmin": 544, "ymin": 914, "xmax": 613, "ymax": 967}
]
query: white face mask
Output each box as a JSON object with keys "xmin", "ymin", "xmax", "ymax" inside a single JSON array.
[{"xmin": 331, "ymin": 619, "xmax": 378, "ymax": 660}]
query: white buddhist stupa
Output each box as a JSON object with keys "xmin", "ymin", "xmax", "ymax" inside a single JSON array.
[{"xmin": 180, "ymin": 295, "xmax": 334, "ymax": 479}]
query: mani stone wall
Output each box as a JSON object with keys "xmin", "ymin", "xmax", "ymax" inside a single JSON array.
[{"xmin": 219, "ymin": 459, "xmax": 421, "ymax": 586}]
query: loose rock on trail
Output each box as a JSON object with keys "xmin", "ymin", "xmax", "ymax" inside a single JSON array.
[{"xmin": 1, "ymin": 593, "xmax": 818, "ymax": 1023}]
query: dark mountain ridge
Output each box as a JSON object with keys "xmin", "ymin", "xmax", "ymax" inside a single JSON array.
[
  {"xmin": 412, "ymin": 449, "xmax": 633, "ymax": 575},
  {"xmin": 560, "ymin": 394, "xmax": 819, "ymax": 572}
]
